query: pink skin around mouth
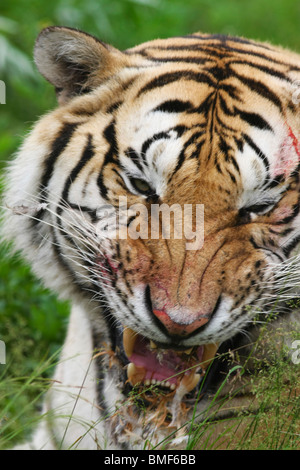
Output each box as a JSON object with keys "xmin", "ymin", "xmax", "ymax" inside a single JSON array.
[{"xmin": 129, "ymin": 335, "xmax": 204, "ymax": 386}]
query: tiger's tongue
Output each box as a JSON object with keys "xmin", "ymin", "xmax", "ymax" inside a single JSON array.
[{"xmin": 128, "ymin": 335, "xmax": 203, "ymax": 386}]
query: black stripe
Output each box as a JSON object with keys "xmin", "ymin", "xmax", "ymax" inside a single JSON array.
[
  {"xmin": 219, "ymin": 136, "xmax": 232, "ymax": 158},
  {"xmin": 264, "ymin": 174, "xmax": 285, "ymax": 189},
  {"xmin": 124, "ymin": 147, "xmax": 144, "ymax": 173},
  {"xmin": 249, "ymin": 236, "xmax": 260, "ymax": 250},
  {"xmin": 172, "ymin": 129, "xmax": 205, "ymax": 174},
  {"xmin": 103, "ymin": 121, "xmax": 118, "ymax": 158},
  {"xmin": 141, "ymin": 133, "xmax": 166, "ymax": 159},
  {"xmin": 227, "ymin": 170, "xmax": 237, "ymax": 183},
  {"xmin": 97, "ymin": 121, "xmax": 118, "ymax": 199},
  {"xmin": 137, "ymin": 70, "xmax": 215, "ymax": 97},
  {"xmin": 135, "ymin": 34, "xmax": 300, "ymax": 70},
  {"xmin": 55, "ymin": 135, "xmax": 95, "ymax": 258},
  {"xmin": 33, "ymin": 122, "xmax": 79, "ymax": 225},
  {"xmin": 235, "ymin": 137, "xmax": 244, "ymax": 152},
  {"xmin": 141, "ymin": 125, "xmax": 188, "ymax": 158},
  {"xmin": 193, "ymin": 93, "xmax": 214, "ymax": 118},
  {"xmin": 140, "ymin": 40, "xmax": 288, "ymax": 68},
  {"xmin": 230, "ymin": 156, "xmax": 240, "ymax": 174},
  {"xmin": 243, "ymin": 133, "xmax": 269, "ymax": 170},
  {"xmin": 219, "ymin": 94, "xmax": 234, "ymax": 116},
  {"xmin": 231, "ymin": 59, "xmax": 293, "ymax": 83},
  {"xmin": 106, "ymin": 100, "xmax": 123, "ymax": 114},
  {"xmin": 60, "ymin": 133, "xmax": 95, "ymax": 211},
  {"xmin": 152, "ymin": 99, "xmax": 193, "ymax": 113},
  {"xmin": 282, "ymin": 234, "xmax": 300, "ymax": 257},
  {"xmin": 51, "ymin": 226, "xmax": 94, "ymax": 294},
  {"xmin": 249, "ymin": 236, "xmax": 285, "ymax": 262},
  {"xmin": 235, "ymin": 74, "xmax": 282, "ymax": 111},
  {"xmin": 40, "ymin": 122, "xmax": 79, "ymax": 191},
  {"xmin": 235, "ymin": 108, "xmax": 273, "ymax": 132},
  {"xmin": 65, "ymin": 202, "xmax": 98, "ymax": 222},
  {"xmin": 219, "ymin": 83, "xmax": 241, "ymax": 101},
  {"xmin": 145, "ymin": 56, "xmax": 210, "ymax": 66},
  {"xmin": 182, "ymin": 33, "xmax": 274, "ymax": 50}
]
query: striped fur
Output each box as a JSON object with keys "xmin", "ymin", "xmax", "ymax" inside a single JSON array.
[{"xmin": 2, "ymin": 28, "xmax": 300, "ymax": 449}]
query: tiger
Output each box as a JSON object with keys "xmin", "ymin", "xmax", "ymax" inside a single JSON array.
[{"xmin": 2, "ymin": 26, "xmax": 300, "ymax": 450}]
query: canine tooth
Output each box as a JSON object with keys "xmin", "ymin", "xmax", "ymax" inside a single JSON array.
[
  {"xmin": 200, "ymin": 343, "xmax": 219, "ymax": 370},
  {"xmin": 170, "ymin": 383, "xmax": 176, "ymax": 390},
  {"xmin": 145, "ymin": 379, "xmax": 151, "ymax": 386},
  {"xmin": 150, "ymin": 340, "xmax": 157, "ymax": 349},
  {"xmin": 181, "ymin": 372, "xmax": 201, "ymax": 393},
  {"xmin": 123, "ymin": 328, "xmax": 137, "ymax": 357},
  {"xmin": 184, "ymin": 347, "xmax": 193, "ymax": 355},
  {"xmin": 127, "ymin": 362, "xmax": 146, "ymax": 386}
]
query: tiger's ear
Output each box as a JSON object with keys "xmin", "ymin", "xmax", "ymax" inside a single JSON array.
[{"xmin": 34, "ymin": 26, "xmax": 127, "ymax": 104}]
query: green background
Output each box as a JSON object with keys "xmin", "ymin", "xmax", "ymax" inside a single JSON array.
[{"xmin": 0, "ymin": 0, "xmax": 300, "ymax": 447}]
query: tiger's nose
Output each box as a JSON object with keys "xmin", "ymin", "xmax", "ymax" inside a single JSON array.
[{"xmin": 153, "ymin": 309, "xmax": 209, "ymax": 336}]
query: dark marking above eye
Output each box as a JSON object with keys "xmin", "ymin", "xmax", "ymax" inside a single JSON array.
[
  {"xmin": 152, "ymin": 99, "xmax": 193, "ymax": 113},
  {"xmin": 141, "ymin": 125, "xmax": 188, "ymax": 157},
  {"xmin": 124, "ymin": 147, "xmax": 144, "ymax": 172},
  {"xmin": 242, "ymin": 133, "xmax": 269, "ymax": 171}
]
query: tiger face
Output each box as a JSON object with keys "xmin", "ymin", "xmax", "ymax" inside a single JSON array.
[{"xmin": 4, "ymin": 28, "xmax": 300, "ymax": 423}]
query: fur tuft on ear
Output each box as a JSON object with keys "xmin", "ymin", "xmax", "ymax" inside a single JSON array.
[{"xmin": 34, "ymin": 26, "xmax": 127, "ymax": 104}]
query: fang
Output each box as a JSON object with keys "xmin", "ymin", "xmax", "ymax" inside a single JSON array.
[{"xmin": 127, "ymin": 362, "xmax": 146, "ymax": 386}]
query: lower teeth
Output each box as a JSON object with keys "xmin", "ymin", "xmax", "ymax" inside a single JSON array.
[
  {"xmin": 127, "ymin": 363, "xmax": 177, "ymax": 389},
  {"xmin": 124, "ymin": 326, "xmax": 218, "ymax": 394},
  {"xmin": 126, "ymin": 361, "xmax": 200, "ymax": 392}
]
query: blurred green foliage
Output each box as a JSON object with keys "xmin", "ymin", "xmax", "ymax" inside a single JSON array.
[
  {"xmin": 1, "ymin": 0, "xmax": 300, "ymax": 447},
  {"xmin": 1, "ymin": 0, "xmax": 300, "ymax": 165},
  {"xmin": 1, "ymin": 0, "xmax": 300, "ymax": 167}
]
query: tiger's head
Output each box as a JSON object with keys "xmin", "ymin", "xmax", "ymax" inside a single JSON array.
[{"xmin": 3, "ymin": 28, "xmax": 300, "ymax": 406}]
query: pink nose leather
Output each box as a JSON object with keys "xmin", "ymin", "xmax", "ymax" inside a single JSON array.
[{"xmin": 153, "ymin": 309, "xmax": 209, "ymax": 336}]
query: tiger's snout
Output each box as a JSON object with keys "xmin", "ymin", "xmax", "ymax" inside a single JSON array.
[
  {"xmin": 144, "ymin": 283, "xmax": 221, "ymax": 338},
  {"xmin": 152, "ymin": 308, "xmax": 210, "ymax": 336}
]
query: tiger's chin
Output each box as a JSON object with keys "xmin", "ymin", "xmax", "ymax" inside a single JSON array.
[
  {"xmin": 101, "ymin": 324, "xmax": 222, "ymax": 445},
  {"xmin": 114, "ymin": 326, "xmax": 219, "ymax": 400}
]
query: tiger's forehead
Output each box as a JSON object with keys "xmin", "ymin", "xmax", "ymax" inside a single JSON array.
[
  {"xmin": 114, "ymin": 69, "xmax": 287, "ymax": 196},
  {"xmin": 116, "ymin": 95, "xmax": 186, "ymax": 178},
  {"xmin": 61, "ymin": 32, "xmax": 300, "ymax": 204}
]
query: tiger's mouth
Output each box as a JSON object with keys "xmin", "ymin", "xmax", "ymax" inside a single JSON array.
[{"xmin": 121, "ymin": 327, "xmax": 219, "ymax": 395}]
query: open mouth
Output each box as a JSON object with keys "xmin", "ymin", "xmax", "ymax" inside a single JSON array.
[{"xmin": 122, "ymin": 327, "xmax": 219, "ymax": 395}]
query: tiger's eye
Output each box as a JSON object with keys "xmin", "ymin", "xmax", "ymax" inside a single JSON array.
[{"xmin": 131, "ymin": 178, "xmax": 153, "ymax": 195}]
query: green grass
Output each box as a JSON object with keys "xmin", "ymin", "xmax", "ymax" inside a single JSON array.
[
  {"xmin": 0, "ymin": 245, "xmax": 69, "ymax": 448},
  {"xmin": 187, "ymin": 347, "xmax": 300, "ymax": 450},
  {"xmin": 0, "ymin": 351, "xmax": 61, "ymax": 448},
  {"xmin": 1, "ymin": 0, "xmax": 300, "ymax": 450}
]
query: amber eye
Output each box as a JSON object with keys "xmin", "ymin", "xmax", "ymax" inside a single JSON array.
[{"xmin": 130, "ymin": 177, "xmax": 154, "ymax": 195}]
